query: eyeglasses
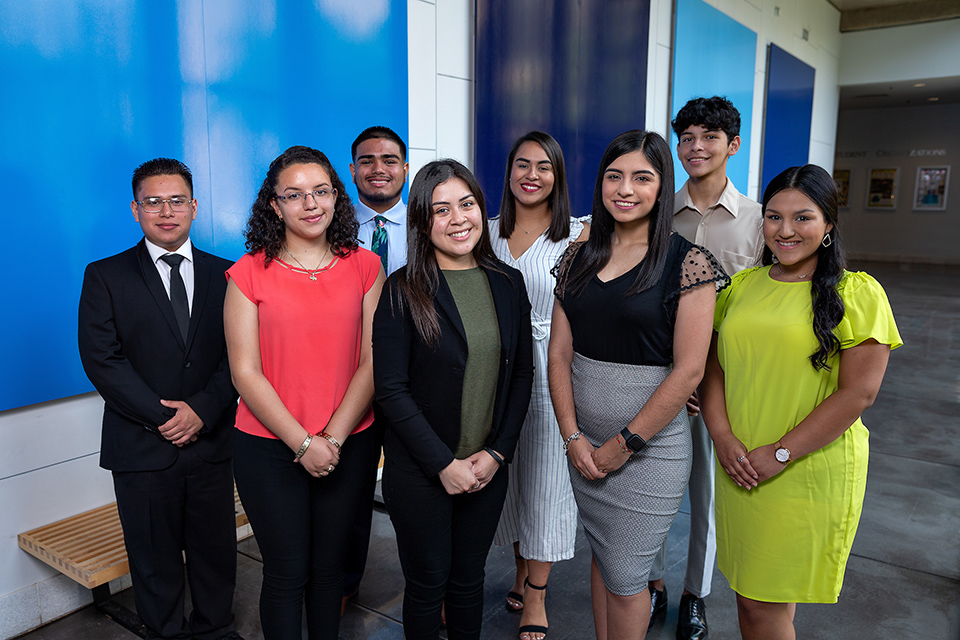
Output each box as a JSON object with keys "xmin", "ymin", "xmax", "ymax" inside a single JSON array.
[
  {"xmin": 137, "ymin": 197, "xmax": 192, "ymax": 213},
  {"xmin": 274, "ymin": 188, "xmax": 337, "ymax": 206}
]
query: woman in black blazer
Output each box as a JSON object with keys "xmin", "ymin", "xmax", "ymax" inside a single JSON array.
[{"xmin": 373, "ymin": 159, "xmax": 534, "ymax": 640}]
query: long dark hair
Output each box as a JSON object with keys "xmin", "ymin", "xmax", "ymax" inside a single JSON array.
[
  {"xmin": 761, "ymin": 164, "xmax": 847, "ymax": 371},
  {"xmin": 397, "ymin": 159, "xmax": 501, "ymax": 345},
  {"xmin": 244, "ymin": 145, "xmax": 359, "ymax": 265},
  {"xmin": 497, "ymin": 131, "xmax": 573, "ymax": 242},
  {"xmin": 564, "ymin": 130, "xmax": 675, "ymax": 298}
]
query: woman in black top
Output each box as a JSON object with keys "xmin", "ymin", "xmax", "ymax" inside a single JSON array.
[
  {"xmin": 373, "ymin": 159, "xmax": 533, "ymax": 640},
  {"xmin": 549, "ymin": 131, "xmax": 727, "ymax": 639}
]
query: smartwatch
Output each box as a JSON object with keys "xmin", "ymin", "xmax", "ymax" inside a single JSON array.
[{"xmin": 620, "ymin": 427, "xmax": 647, "ymax": 453}]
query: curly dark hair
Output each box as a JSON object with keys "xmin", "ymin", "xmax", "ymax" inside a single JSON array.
[
  {"xmin": 761, "ymin": 164, "xmax": 847, "ymax": 372},
  {"xmin": 671, "ymin": 96, "xmax": 741, "ymax": 143},
  {"xmin": 244, "ymin": 145, "xmax": 359, "ymax": 265}
]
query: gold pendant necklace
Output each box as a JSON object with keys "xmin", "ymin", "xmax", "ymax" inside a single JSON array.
[{"xmin": 285, "ymin": 246, "xmax": 330, "ymax": 281}]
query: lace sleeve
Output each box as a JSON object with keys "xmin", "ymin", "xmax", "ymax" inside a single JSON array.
[
  {"xmin": 680, "ymin": 244, "xmax": 730, "ymax": 295},
  {"xmin": 550, "ymin": 241, "xmax": 586, "ymax": 304}
]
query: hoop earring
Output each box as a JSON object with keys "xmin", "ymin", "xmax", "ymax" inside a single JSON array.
[{"xmin": 821, "ymin": 233, "xmax": 832, "ymax": 248}]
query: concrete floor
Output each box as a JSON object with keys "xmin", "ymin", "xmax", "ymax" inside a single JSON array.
[{"xmin": 18, "ymin": 261, "xmax": 960, "ymax": 639}]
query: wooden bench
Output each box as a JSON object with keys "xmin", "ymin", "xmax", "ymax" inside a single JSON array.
[{"xmin": 18, "ymin": 486, "xmax": 250, "ymax": 636}]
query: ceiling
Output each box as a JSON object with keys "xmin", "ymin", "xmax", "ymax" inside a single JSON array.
[
  {"xmin": 839, "ymin": 76, "xmax": 960, "ymax": 110},
  {"xmin": 828, "ymin": 0, "xmax": 907, "ymax": 9}
]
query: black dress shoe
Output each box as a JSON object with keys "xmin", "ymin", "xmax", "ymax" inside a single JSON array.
[
  {"xmin": 676, "ymin": 593, "xmax": 708, "ymax": 640},
  {"xmin": 649, "ymin": 584, "xmax": 667, "ymax": 621}
]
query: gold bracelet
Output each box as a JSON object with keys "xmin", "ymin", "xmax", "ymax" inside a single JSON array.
[
  {"xmin": 322, "ymin": 433, "xmax": 342, "ymax": 454},
  {"xmin": 293, "ymin": 434, "xmax": 313, "ymax": 462}
]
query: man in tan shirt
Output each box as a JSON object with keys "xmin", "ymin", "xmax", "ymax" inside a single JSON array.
[{"xmin": 650, "ymin": 96, "xmax": 763, "ymax": 640}]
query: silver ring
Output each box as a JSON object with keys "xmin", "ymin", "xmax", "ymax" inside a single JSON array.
[
  {"xmin": 328, "ymin": 464, "xmax": 335, "ymax": 472},
  {"xmin": 737, "ymin": 456, "xmax": 745, "ymax": 462},
  {"xmin": 474, "ymin": 481, "xmax": 481, "ymax": 489}
]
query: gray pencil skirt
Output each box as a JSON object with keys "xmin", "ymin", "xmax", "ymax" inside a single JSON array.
[{"xmin": 569, "ymin": 353, "xmax": 692, "ymax": 596}]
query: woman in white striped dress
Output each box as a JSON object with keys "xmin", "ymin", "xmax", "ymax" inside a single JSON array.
[{"xmin": 490, "ymin": 131, "xmax": 588, "ymax": 640}]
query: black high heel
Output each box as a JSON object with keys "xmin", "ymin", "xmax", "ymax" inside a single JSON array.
[{"xmin": 518, "ymin": 578, "xmax": 548, "ymax": 639}]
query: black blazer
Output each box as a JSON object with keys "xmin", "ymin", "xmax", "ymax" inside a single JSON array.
[
  {"xmin": 78, "ymin": 239, "xmax": 238, "ymax": 472},
  {"xmin": 373, "ymin": 263, "xmax": 534, "ymax": 478}
]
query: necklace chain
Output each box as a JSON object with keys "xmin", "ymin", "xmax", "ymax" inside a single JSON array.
[
  {"xmin": 285, "ymin": 245, "xmax": 331, "ymax": 281},
  {"xmin": 776, "ymin": 262, "xmax": 813, "ymax": 280},
  {"xmin": 515, "ymin": 217, "xmax": 550, "ymax": 235}
]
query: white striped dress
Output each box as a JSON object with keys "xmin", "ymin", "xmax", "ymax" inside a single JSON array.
[{"xmin": 491, "ymin": 216, "xmax": 586, "ymax": 562}]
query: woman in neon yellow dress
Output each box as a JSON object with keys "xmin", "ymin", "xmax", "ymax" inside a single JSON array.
[{"xmin": 700, "ymin": 165, "xmax": 901, "ymax": 640}]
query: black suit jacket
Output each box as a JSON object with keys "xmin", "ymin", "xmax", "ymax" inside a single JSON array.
[
  {"xmin": 79, "ymin": 239, "xmax": 238, "ymax": 472},
  {"xmin": 373, "ymin": 263, "xmax": 534, "ymax": 478}
]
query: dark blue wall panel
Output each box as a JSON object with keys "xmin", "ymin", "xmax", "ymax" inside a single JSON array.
[
  {"xmin": 761, "ymin": 44, "xmax": 815, "ymax": 195},
  {"xmin": 0, "ymin": 1, "xmax": 407, "ymax": 411},
  {"xmin": 476, "ymin": 0, "xmax": 649, "ymax": 219}
]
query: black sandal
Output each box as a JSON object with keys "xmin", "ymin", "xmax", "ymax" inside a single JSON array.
[
  {"xmin": 518, "ymin": 579, "xmax": 548, "ymax": 639},
  {"xmin": 505, "ymin": 555, "xmax": 525, "ymax": 613}
]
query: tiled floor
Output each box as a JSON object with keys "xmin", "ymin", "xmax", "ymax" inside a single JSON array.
[{"xmin": 17, "ymin": 261, "xmax": 960, "ymax": 639}]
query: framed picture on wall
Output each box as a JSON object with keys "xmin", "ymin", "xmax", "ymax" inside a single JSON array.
[
  {"xmin": 913, "ymin": 166, "xmax": 950, "ymax": 211},
  {"xmin": 867, "ymin": 168, "xmax": 899, "ymax": 209},
  {"xmin": 833, "ymin": 169, "xmax": 850, "ymax": 209}
]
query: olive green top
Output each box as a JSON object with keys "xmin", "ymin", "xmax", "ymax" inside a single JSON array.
[{"xmin": 442, "ymin": 268, "xmax": 501, "ymax": 459}]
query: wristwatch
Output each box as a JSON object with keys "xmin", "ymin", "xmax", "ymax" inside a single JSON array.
[
  {"xmin": 774, "ymin": 441, "xmax": 792, "ymax": 464},
  {"xmin": 620, "ymin": 427, "xmax": 647, "ymax": 453}
]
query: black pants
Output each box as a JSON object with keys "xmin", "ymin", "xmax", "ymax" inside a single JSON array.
[
  {"xmin": 342, "ymin": 413, "xmax": 385, "ymax": 596},
  {"xmin": 112, "ymin": 447, "xmax": 236, "ymax": 640},
  {"xmin": 382, "ymin": 447, "xmax": 509, "ymax": 640},
  {"xmin": 234, "ymin": 426, "xmax": 379, "ymax": 640}
]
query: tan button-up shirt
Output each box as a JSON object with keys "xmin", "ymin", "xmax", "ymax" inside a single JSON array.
[{"xmin": 674, "ymin": 179, "xmax": 763, "ymax": 276}]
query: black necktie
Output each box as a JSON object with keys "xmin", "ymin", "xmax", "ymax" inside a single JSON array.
[{"xmin": 160, "ymin": 254, "xmax": 190, "ymax": 342}]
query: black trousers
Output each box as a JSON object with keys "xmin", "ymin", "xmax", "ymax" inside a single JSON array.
[
  {"xmin": 112, "ymin": 446, "xmax": 237, "ymax": 640},
  {"xmin": 382, "ymin": 447, "xmax": 509, "ymax": 640},
  {"xmin": 234, "ymin": 426, "xmax": 380, "ymax": 640},
  {"xmin": 342, "ymin": 412, "xmax": 385, "ymax": 596}
]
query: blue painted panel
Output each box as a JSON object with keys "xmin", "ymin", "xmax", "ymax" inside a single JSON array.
[
  {"xmin": 761, "ymin": 44, "xmax": 815, "ymax": 195},
  {"xmin": 0, "ymin": 1, "xmax": 407, "ymax": 411},
  {"xmin": 476, "ymin": 0, "xmax": 649, "ymax": 219},
  {"xmin": 671, "ymin": 0, "xmax": 757, "ymax": 196}
]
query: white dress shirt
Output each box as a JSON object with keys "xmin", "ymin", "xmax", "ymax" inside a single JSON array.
[
  {"xmin": 144, "ymin": 237, "xmax": 195, "ymax": 314},
  {"xmin": 355, "ymin": 199, "xmax": 408, "ymax": 277},
  {"xmin": 673, "ymin": 178, "xmax": 763, "ymax": 276}
]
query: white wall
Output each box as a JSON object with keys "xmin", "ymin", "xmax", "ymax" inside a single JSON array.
[
  {"xmin": 839, "ymin": 19, "xmax": 960, "ymax": 86},
  {"xmin": 407, "ymin": 0, "xmax": 475, "ymax": 180},
  {"xmin": 0, "ymin": 393, "xmax": 120, "ymax": 639}
]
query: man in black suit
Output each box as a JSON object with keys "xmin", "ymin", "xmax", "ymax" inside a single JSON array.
[{"xmin": 79, "ymin": 158, "xmax": 240, "ymax": 640}]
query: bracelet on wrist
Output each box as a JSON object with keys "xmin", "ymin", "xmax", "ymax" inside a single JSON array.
[
  {"xmin": 322, "ymin": 433, "xmax": 342, "ymax": 454},
  {"xmin": 615, "ymin": 434, "xmax": 630, "ymax": 455},
  {"xmin": 484, "ymin": 447, "xmax": 505, "ymax": 467},
  {"xmin": 563, "ymin": 430, "xmax": 582, "ymax": 454},
  {"xmin": 293, "ymin": 434, "xmax": 313, "ymax": 462}
]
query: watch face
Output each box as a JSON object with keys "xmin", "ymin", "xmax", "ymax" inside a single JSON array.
[{"xmin": 775, "ymin": 447, "xmax": 790, "ymax": 463}]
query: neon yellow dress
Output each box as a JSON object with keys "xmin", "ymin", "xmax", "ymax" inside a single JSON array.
[{"xmin": 713, "ymin": 266, "xmax": 902, "ymax": 603}]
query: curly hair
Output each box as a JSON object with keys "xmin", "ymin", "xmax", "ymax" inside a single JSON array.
[
  {"xmin": 671, "ymin": 96, "xmax": 741, "ymax": 143},
  {"xmin": 244, "ymin": 145, "xmax": 359, "ymax": 265},
  {"xmin": 761, "ymin": 164, "xmax": 847, "ymax": 371}
]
